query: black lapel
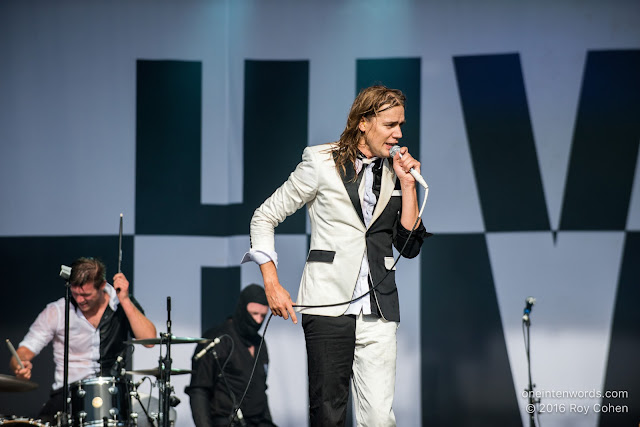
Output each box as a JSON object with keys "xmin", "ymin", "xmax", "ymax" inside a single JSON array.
[{"xmin": 336, "ymin": 153, "xmax": 365, "ymax": 226}]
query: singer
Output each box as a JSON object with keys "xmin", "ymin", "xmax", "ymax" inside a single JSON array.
[
  {"xmin": 185, "ymin": 284, "xmax": 276, "ymax": 427},
  {"xmin": 8, "ymin": 257, "xmax": 157, "ymax": 423},
  {"xmin": 243, "ymin": 86, "xmax": 430, "ymax": 426}
]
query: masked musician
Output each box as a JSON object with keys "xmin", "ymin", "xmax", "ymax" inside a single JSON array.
[{"xmin": 186, "ymin": 284, "xmax": 276, "ymax": 427}]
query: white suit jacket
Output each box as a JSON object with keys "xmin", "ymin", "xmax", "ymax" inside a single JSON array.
[{"xmin": 250, "ymin": 143, "xmax": 427, "ymax": 319}]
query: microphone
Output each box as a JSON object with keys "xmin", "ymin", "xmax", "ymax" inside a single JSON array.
[
  {"xmin": 193, "ymin": 337, "xmax": 221, "ymax": 361},
  {"xmin": 389, "ymin": 145, "xmax": 428, "ymax": 189},
  {"xmin": 110, "ymin": 348, "xmax": 127, "ymax": 377},
  {"xmin": 169, "ymin": 395, "xmax": 181, "ymax": 407},
  {"xmin": 133, "ymin": 378, "xmax": 146, "ymax": 389},
  {"xmin": 522, "ymin": 296, "xmax": 536, "ymax": 322},
  {"xmin": 60, "ymin": 265, "xmax": 72, "ymax": 280},
  {"xmin": 236, "ymin": 408, "xmax": 247, "ymax": 427}
]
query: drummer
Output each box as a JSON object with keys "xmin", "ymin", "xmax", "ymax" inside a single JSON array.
[{"xmin": 8, "ymin": 257, "xmax": 157, "ymax": 423}]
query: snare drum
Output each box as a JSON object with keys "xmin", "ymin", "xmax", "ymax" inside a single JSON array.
[{"xmin": 70, "ymin": 377, "xmax": 131, "ymax": 426}]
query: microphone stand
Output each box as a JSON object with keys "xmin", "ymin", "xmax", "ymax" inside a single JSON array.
[
  {"xmin": 523, "ymin": 312, "xmax": 539, "ymax": 427},
  {"xmin": 58, "ymin": 266, "xmax": 72, "ymax": 427}
]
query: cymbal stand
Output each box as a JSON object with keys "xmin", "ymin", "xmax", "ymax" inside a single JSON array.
[{"xmin": 157, "ymin": 297, "xmax": 173, "ymax": 427}]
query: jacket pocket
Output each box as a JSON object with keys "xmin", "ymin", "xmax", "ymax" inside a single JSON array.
[
  {"xmin": 307, "ymin": 249, "xmax": 336, "ymax": 263},
  {"xmin": 384, "ymin": 256, "xmax": 396, "ymax": 270}
]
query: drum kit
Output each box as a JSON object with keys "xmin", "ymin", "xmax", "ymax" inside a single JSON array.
[
  {"xmin": 1, "ymin": 334, "xmax": 212, "ymax": 426},
  {"xmin": 1, "ymin": 216, "xmax": 210, "ymax": 426}
]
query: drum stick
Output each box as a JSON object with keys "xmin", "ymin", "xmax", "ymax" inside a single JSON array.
[
  {"xmin": 118, "ymin": 213, "xmax": 123, "ymax": 274},
  {"xmin": 6, "ymin": 339, "xmax": 24, "ymax": 369}
]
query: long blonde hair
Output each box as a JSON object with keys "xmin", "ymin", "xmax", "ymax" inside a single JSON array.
[{"xmin": 332, "ymin": 85, "xmax": 406, "ymax": 177}]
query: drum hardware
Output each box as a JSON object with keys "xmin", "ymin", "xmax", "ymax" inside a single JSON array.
[
  {"xmin": 0, "ymin": 417, "xmax": 48, "ymax": 425},
  {"xmin": 121, "ymin": 296, "xmax": 199, "ymax": 427},
  {"xmin": 129, "ymin": 380, "xmax": 153, "ymax": 426},
  {"xmin": 77, "ymin": 411, "xmax": 87, "ymax": 423},
  {"xmin": 129, "ymin": 392, "xmax": 177, "ymax": 427},
  {"xmin": 125, "ymin": 368, "xmax": 191, "ymax": 377},
  {"xmin": 124, "ymin": 336, "xmax": 210, "ymax": 346},
  {"xmin": 154, "ymin": 297, "xmax": 171, "ymax": 427},
  {"xmin": 157, "ymin": 297, "xmax": 180, "ymax": 427}
]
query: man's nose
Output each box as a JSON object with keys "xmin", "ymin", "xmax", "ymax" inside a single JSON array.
[{"xmin": 393, "ymin": 126, "xmax": 402, "ymax": 139}]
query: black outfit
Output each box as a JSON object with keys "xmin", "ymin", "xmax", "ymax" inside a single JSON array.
[
  {"xmin": 186, "ymin": 285, "xmax": 275, "ymax": 427},
  {"xmin": 96, "ymin": 297, "xmax": 143, "ymax": 374}
]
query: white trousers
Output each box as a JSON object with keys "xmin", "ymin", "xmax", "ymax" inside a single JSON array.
[{"xmin": 351, "ymin": 313, "xmax": 399, "ymax": 427}]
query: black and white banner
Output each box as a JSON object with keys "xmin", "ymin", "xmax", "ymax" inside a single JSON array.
[{"xmin": 1, "ymin": 1, "xmax": 638, "ymax": 426}]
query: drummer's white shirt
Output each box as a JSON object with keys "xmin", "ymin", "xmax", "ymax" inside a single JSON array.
[{"xmin": 20, "ymin": 284, "xmax": 121, "ymax": 390}]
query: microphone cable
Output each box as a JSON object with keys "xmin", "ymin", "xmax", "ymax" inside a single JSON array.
[
  {"xmin": 229, "ymin": 314, "xmax": 273, "ymax": 426},
  {"xmin": 230, "ymin": 182, "xmax": 429, "ymax": 424}
]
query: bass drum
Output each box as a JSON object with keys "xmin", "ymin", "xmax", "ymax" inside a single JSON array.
[
  {"xmin": 70, "ymin": 377, "xmax": 131, "ymax": 426},
  {"xmin": 131, "ymin": 393, "xmax": 176, "ymax": 427},
  {"xmin": 0, "ymin": 417, "xmax": 47, "ymax": 425}
]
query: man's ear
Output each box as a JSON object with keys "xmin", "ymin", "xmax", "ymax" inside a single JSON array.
[{"xmin": 359, "ymin": 117, "xmax": 367, "ymax": 132}]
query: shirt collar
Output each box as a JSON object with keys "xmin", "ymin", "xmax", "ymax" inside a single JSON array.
[
  {"xmin": 357, "ymin": 150, "xmax": 381, "ymax": 166},
  {"xmin": 104, "ymin": 283, "xmax": 120, "ymax": 311}
]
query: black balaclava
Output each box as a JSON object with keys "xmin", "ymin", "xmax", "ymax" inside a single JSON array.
[{"xmin": 232, "ymin": 284, "xmax": 268, "ymax": 347}]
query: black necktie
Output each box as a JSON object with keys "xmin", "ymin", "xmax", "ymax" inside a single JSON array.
[{"xmin": 372, "ymin": 158, "xmax": 383, "ymax": 200}]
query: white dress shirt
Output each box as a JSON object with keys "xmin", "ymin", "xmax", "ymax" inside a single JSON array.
[{"xmin": 344, "ymin": 158, "xmax": 380, "ymax": 315}]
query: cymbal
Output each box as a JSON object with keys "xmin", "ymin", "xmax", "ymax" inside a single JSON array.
[
  {"xmin": 126, "ymin": 368, "xmax": 192, "ymax": 377},
  {"xmin": 124, "ymin": 336, "xmax": 211, "ymax": 345},
  {"xmin": 0, "ymin": 374, "xmax": 38, "ymax": 392}
]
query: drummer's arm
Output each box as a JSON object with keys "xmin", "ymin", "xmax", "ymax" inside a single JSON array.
[
  {"xmin": 121, "ymin": 300, "xmax": 156, "ymax": 348},
  {"xmin": 120, "ymin": 296, "xmax": 157, "ymax": 348},
  {"xmin": 10, "ymin": 346, "xmax": 35, "ymax": 380},
  {"xmin": 113, "ymin": 273, "xmax": 157, "ymax": 348}
]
